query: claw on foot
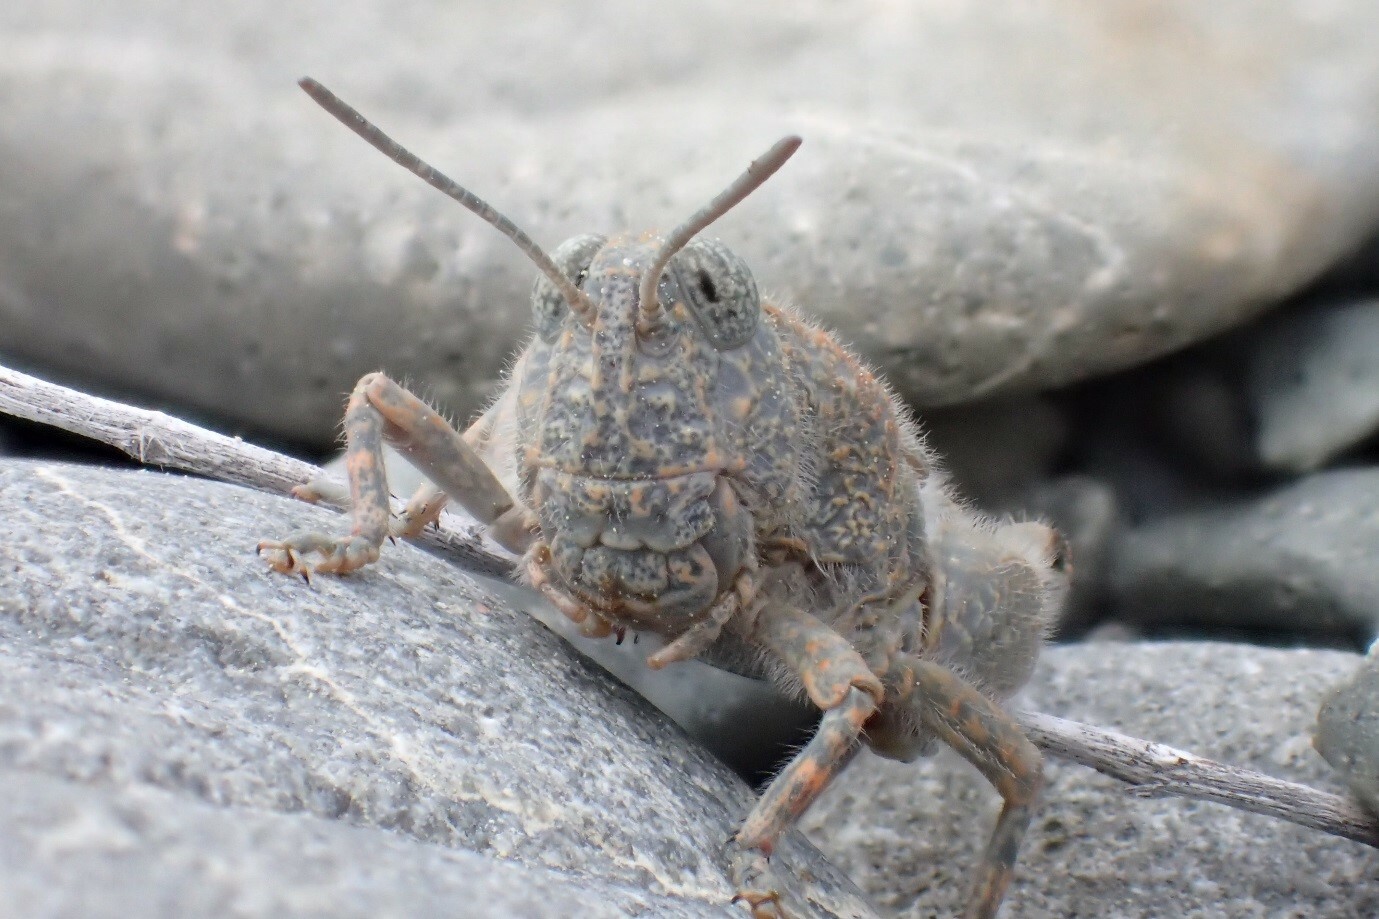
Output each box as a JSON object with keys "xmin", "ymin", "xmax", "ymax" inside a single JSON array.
[
  {"xmin": 256, "ymin": 532, "xmax": 380, "ymax": 577},
  {"xmin": 732, "ymin": 891, "xmax": 786, "ymax": 919},
  {"xmin": 729, "ymin": 841, "xmax": 792, "ymax": 919},
  {"xmin": 256, "ymin": 540, "xmax": 308, "ymax": 579}
]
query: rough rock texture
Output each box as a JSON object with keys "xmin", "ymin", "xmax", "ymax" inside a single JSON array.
[
  {"xmin": 2, "ymin": 770, "xmax": 656, "ymax": 919},
  {"xmin": 1108, "ymin": 469, "xmax": 1379, "ymax": 641},
  {"xmin": 470, "ymin": 570, "xmax": 820, "ymax": 783},
  {"xmin": 6, "ymin": 1, "xmax": 1379, "ymax": 446},
  {"xmin": 1246, "ymin": 299, "xmax": 1379, "ymax": 473},
  {"xmin": 0, "ymin": 460, "xmax": 875, "ymax": 919},
  {"xmin": 803, "ymin": 641, "xmax": 1379, "ymax": 918},
  {"xmin": 1316, "ymin": 646, "xmax": 1379, "ymax": 814}
]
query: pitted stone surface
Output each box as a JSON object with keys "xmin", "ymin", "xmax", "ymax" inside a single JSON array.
[
  {"xmin": 0, "ymin": 459, "xmax": 876, "ymax": 919},
  {"xmin": 1, "ymin": 770, "xmax": 648, "ymax": 919}
]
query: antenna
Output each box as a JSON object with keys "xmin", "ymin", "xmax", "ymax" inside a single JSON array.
[
  {"xmin": 636, "ymin": 136, "xmax": 801, "ymax": 337},
  {"xmin": 299, "ymin": 78, "xmax": 598, "ymax": 327}
]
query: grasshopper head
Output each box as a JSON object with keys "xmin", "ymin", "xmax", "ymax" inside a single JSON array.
[
  {"xmin": 510, "ymin": 137, "xmax": 802, "ymax": 631},
  {"xmin": 525, "ymin": 231, "xmax": 763, "ymax": 481},
  {"xmin": 514, "ymin": 231, "xmax": 778, "ymax": 629},
  {"xmin": 296, "ymin": 78, "xmax": 799, "ymax": 633},
  {"xmin": 532, "ymin": 233, "xmax": 761, "ymax": 352},
  {"xmin": 518, "ymin": 132, "xmax": 800, "ymax": 486}
]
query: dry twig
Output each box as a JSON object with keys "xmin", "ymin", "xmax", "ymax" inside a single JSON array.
[
  {"xmin": 0, "ymin": 364, "xmax": 512, "ymax": 575},
  {"xmin": 1018, "ymin": 711, "xmax": 1379, "ymax": 847},
  {"xmin": 3, "ymin": 362, "xmax": 1376, "ymax": 849}
]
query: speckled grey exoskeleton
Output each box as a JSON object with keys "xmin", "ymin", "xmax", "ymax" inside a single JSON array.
[{"xmin": 259, "ymin": 78, "xmax": 1071, "ymax": 919}]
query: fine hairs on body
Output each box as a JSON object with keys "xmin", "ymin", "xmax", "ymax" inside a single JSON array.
[{"xmin": 259, "ymin": 78, "xmax": 1070, "ymax": 919}]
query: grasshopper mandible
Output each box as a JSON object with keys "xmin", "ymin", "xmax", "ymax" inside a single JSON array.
[{"xmin": 259, "ymin": 77, "xmax": 1070, "ymax": 919}]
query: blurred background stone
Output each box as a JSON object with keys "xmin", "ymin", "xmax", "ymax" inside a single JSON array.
[
  {"xmin": 5, "ymin": 1, "xmax": 1379, "ymax": 447},
  {"xmin": 1316, "ymin": 645, "xmax": 1379, "ymax": 815},
  {"xmin": 1108, "ymin": 469, "xmax": 1379, "ymax": 645},
  {"xmin": 1245, "ymin": 298, "xmax": 1379, "ymax": 473}
]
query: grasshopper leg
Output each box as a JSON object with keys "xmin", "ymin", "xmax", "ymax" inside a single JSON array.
[
  {"xmin": 902, "ymin": 656, "xmax": 1044, "ymax": 919},
  {"xmin": 728, "ymin": 601, "xmax": 885, "ymax": 914},
  {"xmin": 258, "ymin": 372, "xmax": 525, "ymax": 576},
  {"xmin": 286, "ymin": 462, "xmax": 450, "ymax": 541}
]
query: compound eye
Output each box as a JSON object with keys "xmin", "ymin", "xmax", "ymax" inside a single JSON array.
[
  {"xmin": 532, "ymin": 234, "xmax": 606, "ymax": 341},
  {"xmin": 670, "ymin": 239, "xmax": 760, "ymax": 350}
]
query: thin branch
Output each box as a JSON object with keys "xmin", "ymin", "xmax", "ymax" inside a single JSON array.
[
  {"xmin": 3, "ymin": 362, "xmax": 1377, "ymax": 849},
  {"xmin": 0, "ymin": 364, "xmax": 513, "ymax": 576},
  {"xmin": 1017, "ymin": 711, "xmax": 1379, "ymax": 848}
]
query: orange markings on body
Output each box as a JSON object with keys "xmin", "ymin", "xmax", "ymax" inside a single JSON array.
[{"xmin": 261, "ymin": 93, "xmax": 1064, "ymax": 919}]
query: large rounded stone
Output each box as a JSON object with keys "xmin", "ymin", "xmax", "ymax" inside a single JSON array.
[
  {"xmin": 1246, "ymin": 299, "xmax": 1379, "ymax": 473},
  {"xmin": 0, "ymin": 459, "xmax": 875, "ymax": 918},
  {"xmin": 1316, "ymin": 646, "xmax": 1379, "ymax": 815},
  {"xmin": 802, "ymin": 641, "xmax": 1379, "ymax": 918},
  {"xmin": 1108, "ymin": 469, "xmax": 1379, "ymax": 642},
  {"xmin": 5, "ymin": 2, "xmax": 1379, "ymax": 445}
]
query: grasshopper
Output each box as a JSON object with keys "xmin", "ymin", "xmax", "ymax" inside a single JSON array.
[{"xmin": 260, "ymin": 78, "xmax": 1070, "ymax": 919}]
